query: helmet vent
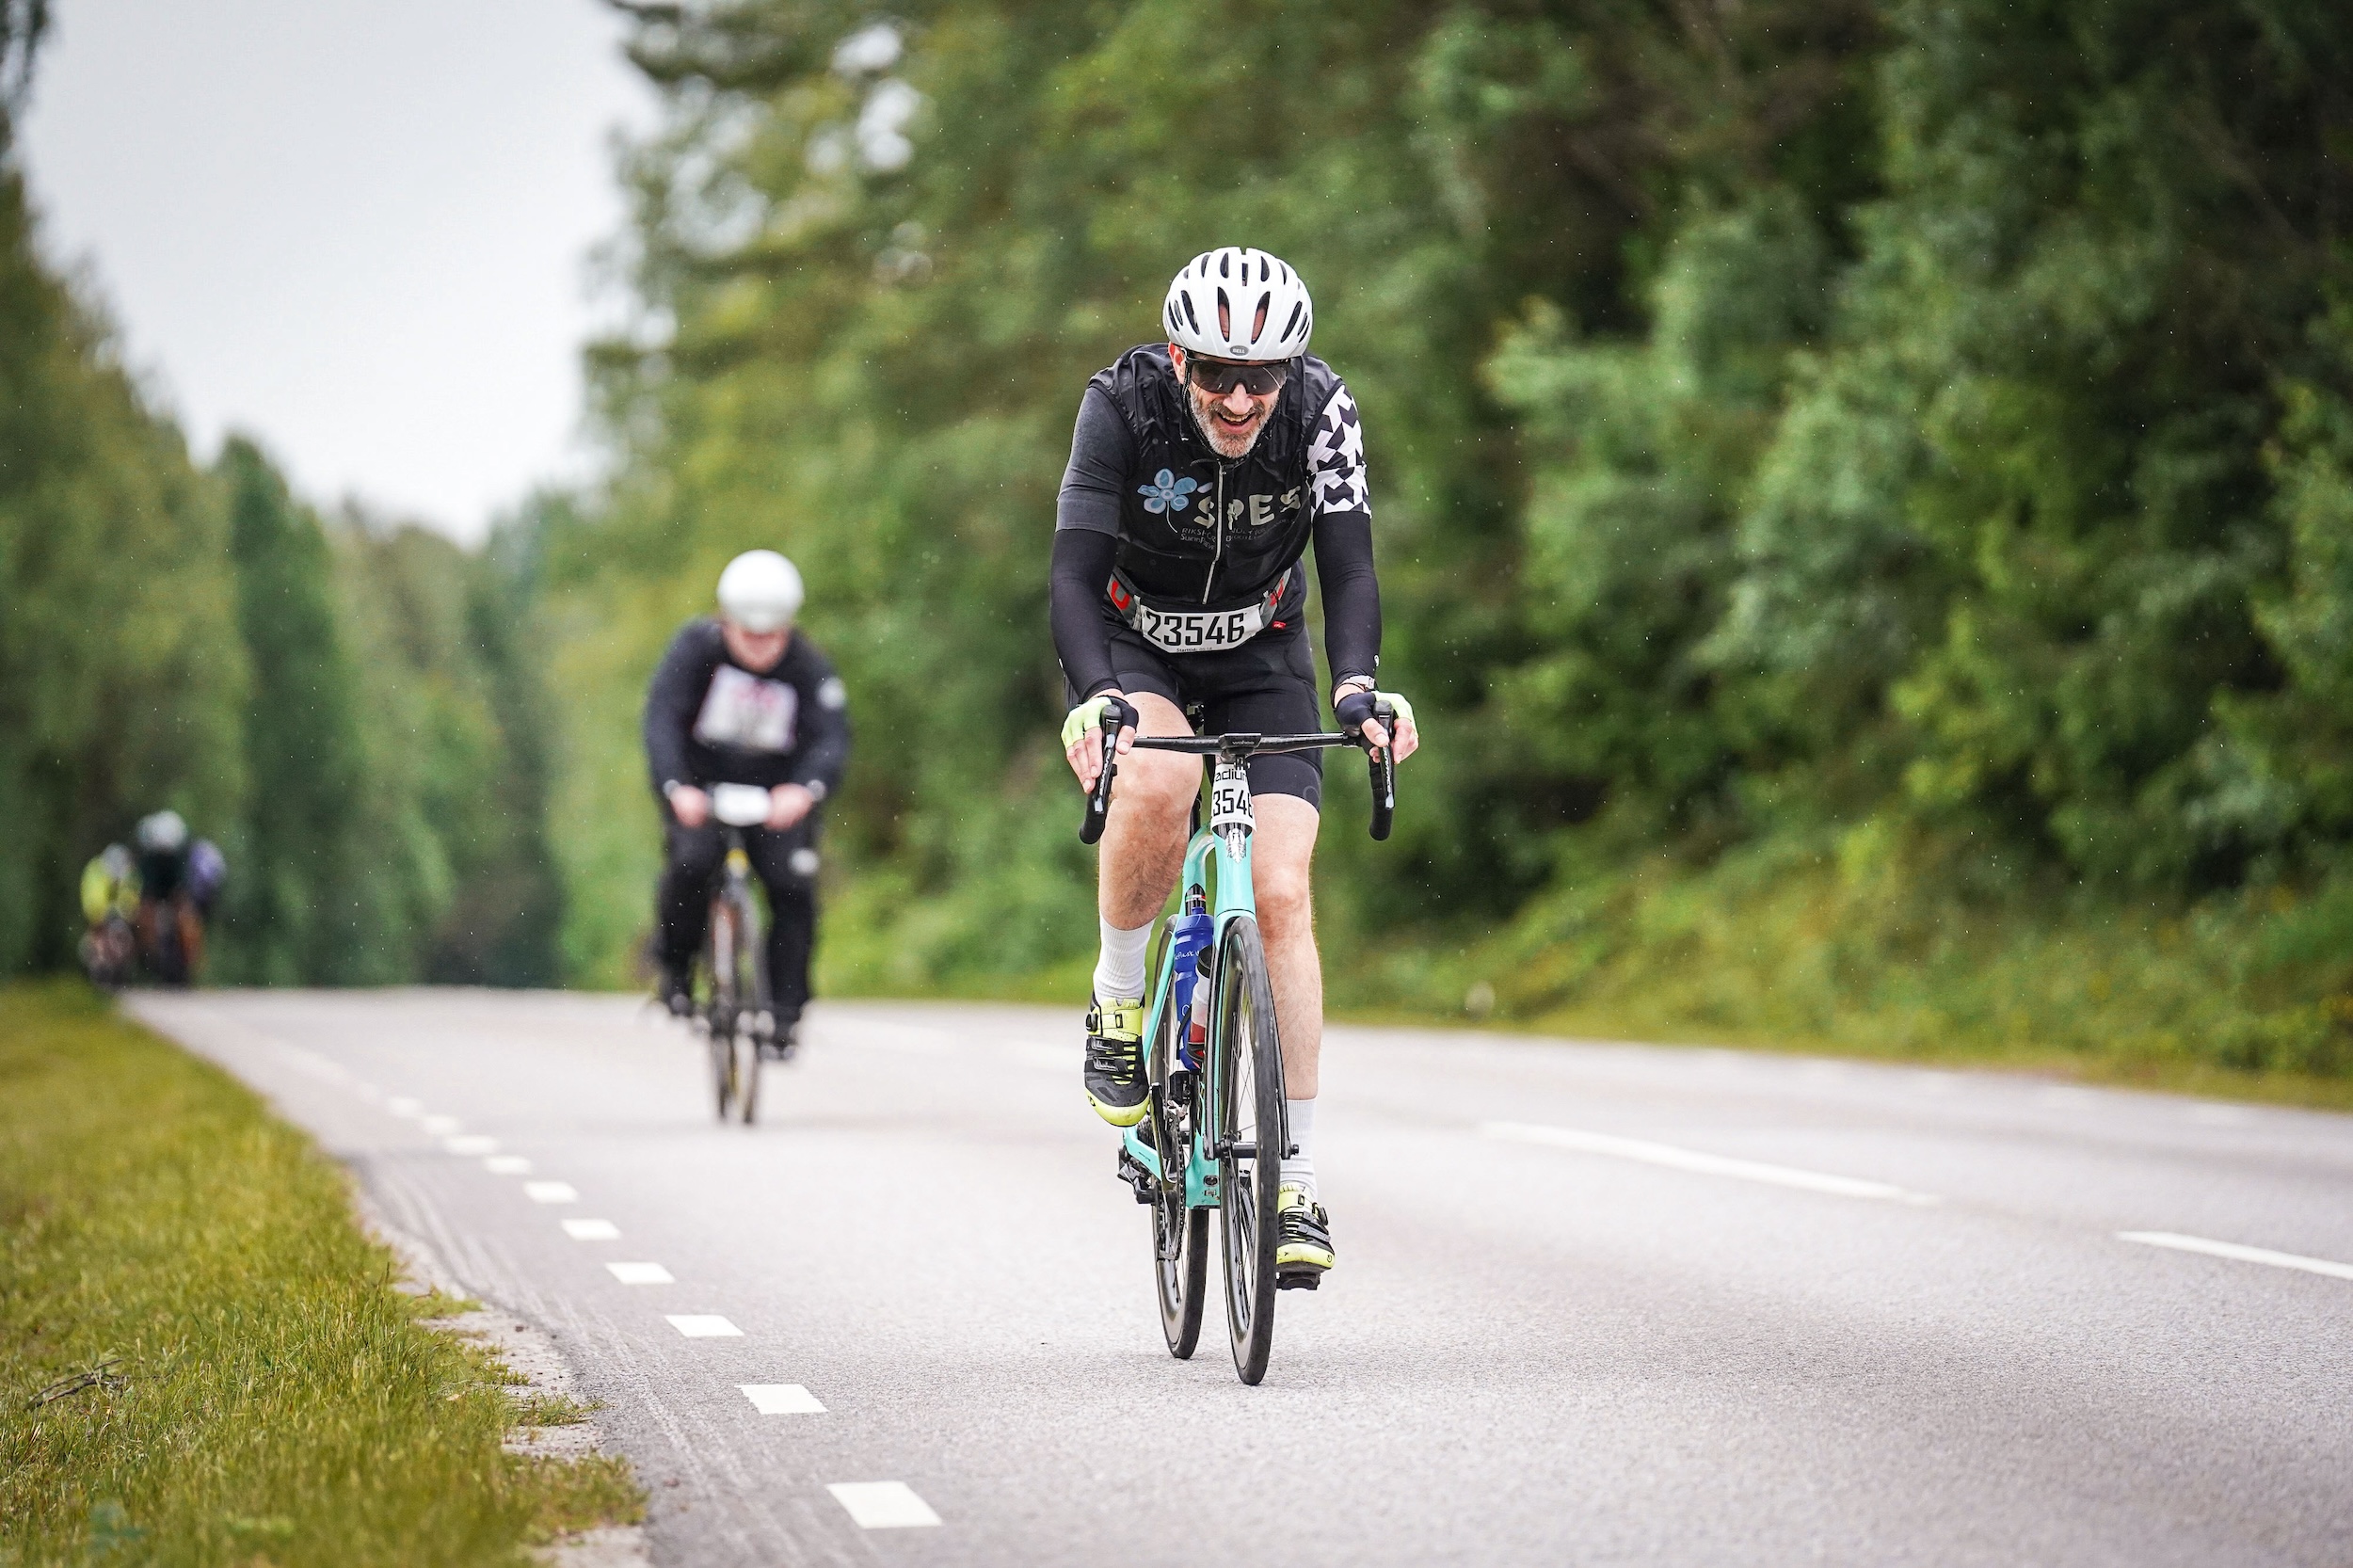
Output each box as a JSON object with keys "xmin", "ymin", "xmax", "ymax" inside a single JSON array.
[
  {"xmin": 1282, "ymin": 300, "xmax": 1305, "ymax": 343},
  {"xmin": 1218, "ymin": 251, "xmax": 1230, "ymax": 278},
  {"xmin": 1215, "ymin": 287, "xmax": 1231, "ymax": 340},
  {"xmin": 1252, "ymin": 291, "xmax": 1272, "ymax": 342}
]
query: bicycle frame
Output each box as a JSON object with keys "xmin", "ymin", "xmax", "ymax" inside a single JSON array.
[{"xmin": 1120, "ymin": 748, "xmax": 1260, "ymax": 1213}]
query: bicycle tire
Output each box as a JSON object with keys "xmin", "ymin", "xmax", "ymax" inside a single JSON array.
[
  {"xmin": 707, "ymin": 897, "xmax": 742, "ymax": 1119},
  {"xmin": 735, "ymin": 888, "xmax": 770, "ymax": 1126},
  {"xmin": 1147, "ymin": 956, "xmax": 1208, "ymax": 1358},
  {"xmin": 1214, "ymin": 915, "xmax": 1285, "ymax": 1384}
]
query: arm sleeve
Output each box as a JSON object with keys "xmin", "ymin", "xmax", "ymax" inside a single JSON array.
[
  {"xmin": 793, "ymin": 658, "xmax": 852, "ymax": 799},
  {"xmin": 643, "ymin": 631, "xmax": 703, "ymax": 795},
  {"xmin": 1308, "ymin": 386, "xmax": 1380, "ymax": 687},
  {"xmin": 1050, "ymin": 528, "xmax": 1122, "ymax": 701},
  {"xmin": 1055, "ymin": 386, "xmax": 1135, "ymax": 536}
]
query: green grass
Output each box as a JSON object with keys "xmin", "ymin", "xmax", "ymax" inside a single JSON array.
[{"xmin": 0, "ymin": 981, "xmax": 642, "ymax": 1567}]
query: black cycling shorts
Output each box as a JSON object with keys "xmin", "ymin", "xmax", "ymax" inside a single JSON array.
[{"xmin": 1065, "ymin": 607, "xmax": 1323, "ymax": 809}]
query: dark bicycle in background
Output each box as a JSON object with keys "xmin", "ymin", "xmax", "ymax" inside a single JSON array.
[{"xmin": 695, "ymin": 783, "xmax": 790, "ymax": 1124}]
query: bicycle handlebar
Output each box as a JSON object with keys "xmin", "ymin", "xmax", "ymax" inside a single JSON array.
[{"xmin": 1078, "ymin": 702, "xmax": 1398, "ymax": 844}]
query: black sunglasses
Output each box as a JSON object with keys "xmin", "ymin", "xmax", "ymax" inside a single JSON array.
[{"xmin": 1185, "ymin": 356, "xmax": 1289, "ymax": 396}]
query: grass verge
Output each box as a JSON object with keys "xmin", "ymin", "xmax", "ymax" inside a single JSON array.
[{"xmin": 0, "ymin": 980, "xmax": 642, "ymax": 1566}]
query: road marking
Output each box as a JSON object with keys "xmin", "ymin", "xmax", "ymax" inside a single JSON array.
[
  {"xmin": 523, "ymin": 1181, "xmax": 579, "ymax": 1204},
  {"xmin": 387, "ymin": 1096, "xmax": 423, "ymax": 1117},
  {"xmin": 741, "ymin": 1384, "xmax": 826, "ymax": 1415},
  {"xmin": 606, "ymin": 1262, "xmax": 674, "ymax": 1285},
  {"xmin": 444, "ymin": 1135, "xmax": 498, "ymax": 1155},
  {"xmin": 666, "ymin": 1315, "xmax": 743, "ymax": 1338},
  {"xmin": 827, "ymin": 1481, "xmax": 939, "ymax": 1528},
  {"xmin": 486, "ymin": 1156, "xmax": 532, "ymax": 1175},
  {"xmin": 2119, "ymin": 1231, "xmax": 2353, "ymax": 1282},
  {"xmin": 1481, "ymin": 1122, "xmax": 1939, "ymax": 1205},
  {"xmin": 563, "ymin": 1219, "xmax": 620, "ymax": 1240},
  {"xmin": 421, "ymin": 1114, "xmax": 461, "ymax": 1136}
]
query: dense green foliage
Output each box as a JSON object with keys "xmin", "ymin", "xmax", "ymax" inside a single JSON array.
[
  {"xmin": 0, "ymin": 60, "xmax": 559, "ymax": 982},
  {"xmin": 0, "ymin": 983, "xmax": 639, "ymax": 1563},
  {"xmin": 9, "ymin": 1, "xmax": 2353, "ymax": 1087},
  {"xmin": 517, "ymin": 0, "xmax": 2353, "ymax": 1083}
]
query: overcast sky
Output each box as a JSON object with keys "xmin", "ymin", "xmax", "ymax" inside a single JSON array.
[{"xmin": 19, "ymin": 0, "xmax": 657, "ymax": 542}]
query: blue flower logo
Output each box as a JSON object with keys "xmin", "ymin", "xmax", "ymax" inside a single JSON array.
[{"xmin": 1137, "ymin": 469, "xmax": 1198, "ymax": 514}]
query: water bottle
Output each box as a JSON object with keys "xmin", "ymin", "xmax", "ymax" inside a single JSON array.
[
  {"xmin": 1183, "ymin": 948, "xmax": 1211, "ymax": 1070},
  {"xmin": 1167, "ymin": 888, "xmax": 1211, "ymax": 1060}
]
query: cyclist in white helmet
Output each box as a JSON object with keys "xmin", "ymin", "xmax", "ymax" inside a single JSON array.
[
  {"xmin": 1051, "ymin": 248, "xmax": 1419, "ymax": 1284},
  {"xmin": 644, "ymin": 550, "xmax": 852, "ymax": 1045}
]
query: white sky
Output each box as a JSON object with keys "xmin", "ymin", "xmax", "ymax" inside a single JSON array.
[{"xmin": 19, "ymin": 0, "xmax": 657, "ymax": 542}]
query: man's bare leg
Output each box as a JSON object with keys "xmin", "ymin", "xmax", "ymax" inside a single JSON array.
[
  {"xmin": 1251, "ymin": 794, "xmax": 1323, "ymax": 1096},
  {"xmin": 1097, "ymin": 691, "xmax": 1198, "ymax": 931}
]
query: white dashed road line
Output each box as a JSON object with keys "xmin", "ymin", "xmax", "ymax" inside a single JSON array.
[
  {"xmin": 486, "ymin": 1155, "xmax": 532, "ymax": 1175},
  {"xmin": 523, "ymin": 1181, "xmax": 579, "ymax": 1204},
  {"xmin": 666, "ymin": 1315, "xmax": 744, "ymax": 1338},
  {"xmin": 387, "ymin": 1096, "xmax": 423, "ymax": 1117},
  {"xmin": 827, "ymin": 1481, "xmax": 940, "ymax": 1528},
  {"xmin": 741, "ymin": 1384, "xmax": 826, "ymax": 1415},
  {"xmin": 562, "ymin": 1219, "xmax": 621, "ymax": 1240},
  {"xmin": 444, "ymin": 1134, "xmax": 498, "ymax": 1155},
  {"xmin": 2120, "ymin": 1231, "xmax": 2353, "ymax": 1281},
  {"xmin": 1482, "ymin": 1122, "xmax": 1940, "ymax": 1206},
  {"xmin": 421, "ymin": 1114, "xmax": 461, "ymax": 1136},
  {"xmin": 606, "ymin": 1262, "xmax": 675, "ymax": 1285}
]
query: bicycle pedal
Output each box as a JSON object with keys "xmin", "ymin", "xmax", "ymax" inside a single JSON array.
[
  {"xmin": 1275, "ymin": 1267, "xmax": 1323, "ymax": 1291},
  {"xmin": 1115, "ymin": 1146, "xmax": 1157, "ymax": 1204}
]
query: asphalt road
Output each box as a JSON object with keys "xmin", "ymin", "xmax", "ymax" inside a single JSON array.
[{"xmin": 129, "ymin": 989, "xmax": 2353, "ymax": 1567}]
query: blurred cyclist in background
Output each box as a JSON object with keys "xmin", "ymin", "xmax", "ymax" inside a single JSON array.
[
  {"xmin": 79, "ymin": 843, "xmax": 138, "ymax": 987},
  {"xmin": 130, "ymin": 810, "xmax": 225, "ymax": 985},
  {"xmin": 644, "ymin": 551, "xmax": 851, "ymax": 1049}
]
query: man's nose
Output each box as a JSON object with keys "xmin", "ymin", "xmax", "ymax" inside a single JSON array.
[{"xmin": 1221, "ymin": 383, "xmax": 1256, "ymax": 414}]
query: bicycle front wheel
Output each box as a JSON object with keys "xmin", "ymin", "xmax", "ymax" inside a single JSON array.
[
  {"xmin": 707, "ymin": 897, "xmax": 743, "ymax": 1119},
  {"xmin": 1147, "ymin": 960, "xmax": 1208, "ymax": 1359},
  {"xmin": 1213, "ymin": 915, "xmax": 1285, "ymax": 1385}
]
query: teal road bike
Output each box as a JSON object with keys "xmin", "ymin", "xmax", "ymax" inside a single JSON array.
[{"xmin": 1079, "ymin": 702, "xmax": 1396, "ymax": 1384}]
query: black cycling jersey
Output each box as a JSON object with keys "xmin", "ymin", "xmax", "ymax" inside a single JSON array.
[
  {"xmin": 1051, "ymin": 344, "xmax": 1380, "ymax": 701},
  {"xmin": 643, "ymin": 618, "xmax": 852, "ymax": 799}
]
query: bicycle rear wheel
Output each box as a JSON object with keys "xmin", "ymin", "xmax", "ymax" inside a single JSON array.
[
  {"xmin": 1214, "ymin": 915, "xmax": 1285, "ymax": 1384},
  {"xmin": 1147, "ymin": 959, "xmax": 1208, "ymax": 1358}
]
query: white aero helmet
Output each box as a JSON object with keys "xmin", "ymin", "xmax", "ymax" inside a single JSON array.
[
  {"xmin": 136, "ymin": 809, "xmax": 187, "ymax": 854},
  {"xmin": 1163, "ymin": 248, "xmax": 1313, "ymax": 362},
  {"xmin": 716, "ymin": 550, "xmax": 805, "ymax": 633}
]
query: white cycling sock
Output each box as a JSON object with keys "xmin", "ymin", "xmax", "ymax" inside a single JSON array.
[
  {"xmin": 1092, "ymin": 917, "xmax": 1151, "ymax": 1002},
  {"xmin": 1281, "ymin": 1096, "xmax": 1318, "ymax": 1198}
]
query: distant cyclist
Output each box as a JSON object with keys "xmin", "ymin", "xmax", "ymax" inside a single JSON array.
[
  {"xmin": 1051, "ymin": 248, "xmax": 1419, "ymax": 1285},
  {"xmin": 131, "ymin": 810, "xmax": 224, "ymax": 984},
  {"xmin": 79, "ymin": 843, "xmax": 138, "ymax": 986},
  {"xmin": 645, "ymin": 551, "xmax": 851, "ymax": 1048}
]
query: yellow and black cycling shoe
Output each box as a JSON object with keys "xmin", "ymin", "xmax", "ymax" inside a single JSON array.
[
  {"xmin": 1083, "ymin": 996, "xmax": 1150, "ymax": 1127},
  {"xmin": 1274, "ymin": 1184, "xmax": 1333, "ymax": 1289}
]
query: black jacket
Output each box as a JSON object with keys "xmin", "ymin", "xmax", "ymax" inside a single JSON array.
[{"xmin": 643, "ymin": 619, "xmax": 851, "ymax": 799}]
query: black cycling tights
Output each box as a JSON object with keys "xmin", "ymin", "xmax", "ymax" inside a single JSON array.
[{"xmin": 657, "ymin": 818, "xmax": 819, "ymax": 1023}]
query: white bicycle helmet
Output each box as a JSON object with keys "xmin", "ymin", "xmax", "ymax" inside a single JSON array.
[
  {"xmin": 715, "ymin": 550, "xmax": 805, "ymax": 632},
  {"xmin": 136, "ymin": 809, "xmax": 187, "ymax": 854},
  {"xmin": 1162, "ymin": 248, "xmax": 1313, "ymax": 362}
]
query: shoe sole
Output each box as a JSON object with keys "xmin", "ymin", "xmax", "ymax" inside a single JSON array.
[{"xmin": 1086, "ymin": 1091, "xmax": 1152, "ymax": 1128}]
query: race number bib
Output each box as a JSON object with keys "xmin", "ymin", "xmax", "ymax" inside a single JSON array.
[
  {"xmin": 694, "ymin": 665, "xmax": 799, "ymax": 753},
  {"xmin": 1131, "ymin": 600, "xmax": 1268, "ymax": 654},
  {"xmin": 1209, "ymin": 773, "xmax": 1255, "ymax": 834}
]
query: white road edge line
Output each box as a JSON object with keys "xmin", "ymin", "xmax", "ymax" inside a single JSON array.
[
  {"xmin": 562, "ymin": 1219, "xmax": 621, "ymax": 1240},
  {"xmin": 606, "ymin": 1262, "xmax": 675, "ymax": 1285},
  {"xmin": 1481, "ymin": 1122, "xmax": 1940, "ymax": 1206},
  {"xmin": 827, "ymin": 1481, "xmax": 940, "ymax": 1528},
  {"xmin": 665, "ymin": 1315, "xmax": 743, "ymax": 1338},
  {"xmin": 2119, "ymin": 1231, "xmax": 2353, "ymax": 1282},
  {"xmin": 741, "ymin": 1384, "xmax": 826, "ymax": 1415}
]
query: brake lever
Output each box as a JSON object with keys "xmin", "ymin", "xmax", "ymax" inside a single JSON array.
[
  {"xmin": 1366, "ymin": 699, "xmax": 1395, "ymax": 841},
  {"xmin": 1080, "ymin": 723, "xmax": 1119, "ymax": 845}
]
